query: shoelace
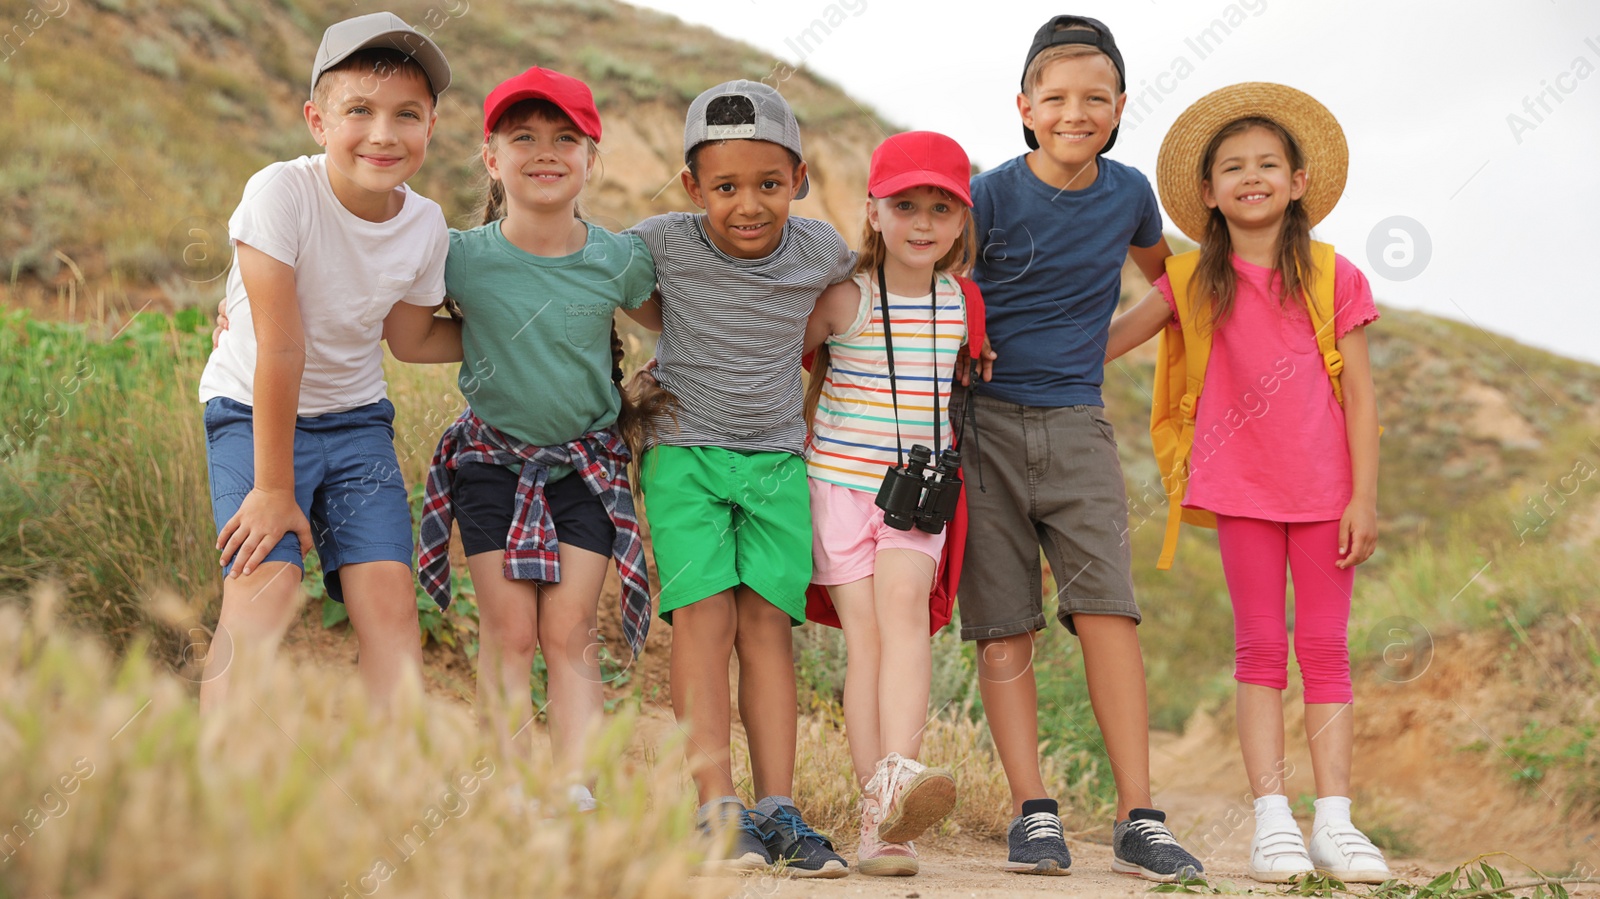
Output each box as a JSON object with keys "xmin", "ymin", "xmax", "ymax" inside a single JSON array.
[
  {"xmin": 1126, "ymin": 819, "xmax": 1181, "ymax": 847},
  {"xmin": 772, "ymin": 807, "xmax": 824, "ymax": 842},
  {"xmin": 735, "ymin": 811, "xmax": 764, "ymax": 840},
  {"xmin": 859, "ymin": 798, "xmax": 883, "ymax": 846},
  {"xmin": 1021, "ymin": 811, "xmax": 1064, "ymax": 842},
  {"xmin": 859, "ymin": 789, "xmax": 883, "ymax": 821},
  {"xmin": 883, "ymin": 754, "xmax": 924, "ymax": 799}
]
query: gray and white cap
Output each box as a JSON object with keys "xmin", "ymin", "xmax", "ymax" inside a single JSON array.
[
  {"xmin": 683, "ymin": 80, "xmax": 810, "ymax": 199},
  {"xmin": 310, "ymin": 12, "xmax": 452, "ymax": 99}
]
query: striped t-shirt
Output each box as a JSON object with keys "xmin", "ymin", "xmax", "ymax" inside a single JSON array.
[
  {"xmin": 806, "ymin": 271, "xmax": 969, "ymax": 493},
  {"xmin": 628, "ymin": 212, "xmax": 854, "ymax": 455}
]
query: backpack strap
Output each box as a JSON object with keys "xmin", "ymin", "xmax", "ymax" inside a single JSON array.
[
  {"xmin": 953, "ymin": 275, "xmax": 986, "ymax": 360},
  {"xmin": 1303, "ymin": 242, "xmax": 1344, "ymax": 406},
  {"xmin": 1156, "ymin": 251, "xmax": 1208, "ymax": 571}
]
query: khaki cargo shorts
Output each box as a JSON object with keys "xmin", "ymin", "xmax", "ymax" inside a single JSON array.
[{"xmin": 952, "ymin": 391, "xmax": 1140, "ymax": 640}]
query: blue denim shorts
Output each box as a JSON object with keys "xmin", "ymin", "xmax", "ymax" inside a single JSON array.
[{"xmin": 203, "ymin": 397, "xmax": 414, "ymax": 602}]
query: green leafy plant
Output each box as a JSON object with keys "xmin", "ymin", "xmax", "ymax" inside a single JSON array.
[{"xmin": 1502, "ymin": 723, "xmax": 1594, "ymax": 786}]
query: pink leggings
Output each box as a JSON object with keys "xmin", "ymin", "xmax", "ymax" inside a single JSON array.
[{"xmin": 1216, "ymin": 515, "xmax": 1353, "ymax": 704}]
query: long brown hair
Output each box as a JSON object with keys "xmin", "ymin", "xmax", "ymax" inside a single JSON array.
[
  {"xmin": 448, "ymin": 99, "xmax": 659, "ymax": 457},
  {"xmin": 803, "ymin": 193, "xmax": 976, "ymax": 427},
  {"xmin": 1188, "ymin": 117, "xmax": 1315, "ymax": 331}
]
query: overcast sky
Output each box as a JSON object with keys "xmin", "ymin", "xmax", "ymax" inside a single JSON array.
[{"xmin": 634, "ymin": 0, "xmax": 1600, "ymax": 366}]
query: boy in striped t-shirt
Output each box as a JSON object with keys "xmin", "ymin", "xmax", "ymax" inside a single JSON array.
[{"xmin": 625, "ymin": 80, "xmax": 854, "ymax": 877}]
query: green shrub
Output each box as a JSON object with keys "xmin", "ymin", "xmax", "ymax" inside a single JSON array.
[
  {"xmin": 126, "ymin": 37, "xmax": 179, "ymax": 79},
  {"xmin": 0, "ymin": 309, "xmax": 214, "ymax": 650}
]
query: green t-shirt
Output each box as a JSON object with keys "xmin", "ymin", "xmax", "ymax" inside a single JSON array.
[{"xmin": 446, "ymin": 220, "xmax": 655, "ymax": 478}]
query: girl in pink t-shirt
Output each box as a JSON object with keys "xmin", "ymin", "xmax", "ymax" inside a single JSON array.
[{"xmin": 1106, "ymin": 85, "xmax": 1387, "ymax": 885}]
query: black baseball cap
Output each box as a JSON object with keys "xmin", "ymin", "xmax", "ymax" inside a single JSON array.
[{"xmin": 1020, "ymin": 15, "xmax": 1126, "ymax": 153}]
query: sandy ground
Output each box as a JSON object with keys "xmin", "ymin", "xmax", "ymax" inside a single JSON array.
[
  {"xmin": 721, "ymin": 837, "xmax": 1450, "ymax": 898},
  {"xmin": 734, "ymin": 822, "xmax": 1596, "ymax": 898},
  {"xmin": 717, "ymin": 836, "xmax": 1173, "ymax": 898}
]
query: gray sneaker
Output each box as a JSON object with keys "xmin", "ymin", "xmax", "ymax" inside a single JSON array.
[
  {"xmin": 697, "ymin": 800, "xmax": 772, "ymax": 873},
  {"xmin": 1003, "ymin": 799, "xmax": 1071, "ymax": 875},
  {"xmin": 749, "ymin": 804, "xmax": 848, "ymax": 878},
  {"xmin": 1112, "ymin": 808, "xmax": 1204, "ymax": 882}
]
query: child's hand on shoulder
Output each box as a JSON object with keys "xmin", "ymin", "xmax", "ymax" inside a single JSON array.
[
  {"xmin": 628, "ymin": 357, "xmax": 660, "ymax": 392},
  {"xmin": 1336, "ymin": 498, "xmax": 1377, "ymax": 568},
  {"xmin": 213, "ymin": 297, "xmax": 230, "ymax": 348},
  {"xmin": 217, "ymin": 487, "xmax": 312, "ymax": 578}
]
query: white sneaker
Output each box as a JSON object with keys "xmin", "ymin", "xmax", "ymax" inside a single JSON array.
[
  {"xmin": 1309, "ymin": 821, "xmax": 1391, "ymax": 883},
  {"xmin": 506, "ymin": 784, "xmax": 596, "ymax": 817},
  {"xmin": 567, "ymin": 784, "xmax": 598, "ymax": 813},
  {"xmin": 1249, "ymin": 818, "xmax": 1314, "ymax": 883}
]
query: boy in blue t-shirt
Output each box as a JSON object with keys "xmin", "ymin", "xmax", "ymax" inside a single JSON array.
[{"xmin": 956, "ymin": 15, "xmax": 1204, "ymax": 881}]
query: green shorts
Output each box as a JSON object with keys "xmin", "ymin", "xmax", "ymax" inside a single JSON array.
[{"xmin": 639, "ymin": 445, "xmax": 811, "ymax": 624}]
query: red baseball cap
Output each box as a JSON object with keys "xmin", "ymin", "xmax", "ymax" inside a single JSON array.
[
  {"xmin": 868, "ymin": 131, "xmax": 972, "ymax": 207},
  {"xmin": 483, "ymin": 67, "xmax": 601, "ymax": 141}
]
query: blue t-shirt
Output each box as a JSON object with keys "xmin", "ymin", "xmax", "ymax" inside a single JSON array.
[{"xmin": 972, "ymin": 155, "xmax": 1164, "ymax": 407}]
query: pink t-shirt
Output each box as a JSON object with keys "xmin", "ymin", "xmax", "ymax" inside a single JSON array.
[{"xmin": 1154, "ymin": 253, "xmax": 1378, "ymax": 522}]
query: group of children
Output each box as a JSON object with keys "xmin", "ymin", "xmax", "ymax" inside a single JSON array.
[{"xmin": 198, "ymin": 10, "xmax": 1389, "ymax": 886}]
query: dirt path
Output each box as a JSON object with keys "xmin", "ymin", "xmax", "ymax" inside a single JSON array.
[
  {"xmin": 735, "ymin": 836, "xmax": 1163, "ymax": 898},
  {"xmin": 745, "ymin": 830, "xmax": 1595, "ymax": 898},
  {"xmin": 747, "ymin": 728, "xmax": 1453, "ymax": 899},
  {"xmin": 727, "ymin": 834, "xmax": 1471, "ymax": 898}
]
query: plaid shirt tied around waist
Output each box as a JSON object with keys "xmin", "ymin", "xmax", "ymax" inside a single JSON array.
[{"xmin": 418, "ymin": 408, "xmax": 651, "ymax": 656}]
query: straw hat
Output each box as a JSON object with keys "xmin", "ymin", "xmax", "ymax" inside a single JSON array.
[{"xmin": 1156, "ymin": 82, "xmax": 1347, "ymax": 243}]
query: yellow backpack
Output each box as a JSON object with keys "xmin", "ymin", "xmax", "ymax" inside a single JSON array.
[{"xmin": 1150, "ymin": 241, "xmax": 1352, "ymax": 570}]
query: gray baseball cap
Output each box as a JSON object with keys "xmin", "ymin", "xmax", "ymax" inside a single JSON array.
[
  {"xmin": 683, "ymin": 80, "xmax": 810, "ymax": 199},
  {"xmin": 310, "ymin": 12, "xmax": 452, "ymax": 99}
]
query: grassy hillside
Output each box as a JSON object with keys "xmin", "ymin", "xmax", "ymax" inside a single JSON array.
[{"xmin": 0, "ymin": 0, "xmax": 887, "ymax": 303}]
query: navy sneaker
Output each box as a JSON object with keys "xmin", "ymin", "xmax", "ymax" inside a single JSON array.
[
  {"xmin": 1112, "ymin": 808, "xmax": 1204, "ymax": 882},
  {"xmin": 749, "ymin": 804, "xmax": 848, "ymax": 878},
  {"xmin": 697, "ymin": 800, "xmax": 771, "ymax": 873},
  {"xmin": 1004, "ymin": 798, "xmax": 1071, "ymax": 875}
]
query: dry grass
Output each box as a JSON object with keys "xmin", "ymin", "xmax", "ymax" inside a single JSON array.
[
  {"xmin": 0, "ymin": 578, "xmax": 1067, "ymax": 894},
  {"xmin": 0, "ymin": 584, "xmax": 732, "ymax": 898}
]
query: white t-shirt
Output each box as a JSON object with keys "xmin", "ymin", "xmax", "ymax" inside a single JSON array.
[{"xmin": 198, "ymin": 155, "xmax": 448, "ymax": 416}]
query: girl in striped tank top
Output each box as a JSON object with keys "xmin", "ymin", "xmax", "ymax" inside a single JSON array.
[{"xmin": 801, "ymin": 131, "xmax": 993, "ymax": 877}]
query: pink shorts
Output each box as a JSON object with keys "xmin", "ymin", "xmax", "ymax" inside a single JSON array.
[{"xmin": 809, "ymin": 478, "xmax": 946, "ymax": 585}]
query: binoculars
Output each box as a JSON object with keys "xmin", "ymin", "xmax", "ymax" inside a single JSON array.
[{"xmin": 873, "ymin": 444, "xmax": 963, "ymax": 534}]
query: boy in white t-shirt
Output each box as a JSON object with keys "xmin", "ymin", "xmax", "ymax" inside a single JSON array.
[{"xmin": 196, "ymin": 13, "xmax": 458, "ymax": 711}]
